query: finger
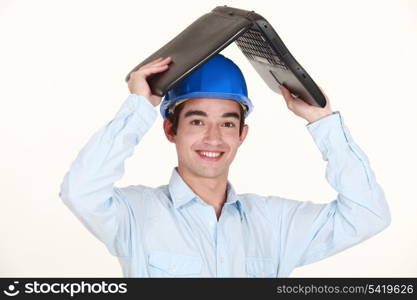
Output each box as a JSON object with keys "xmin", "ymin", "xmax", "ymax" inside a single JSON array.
[
  {"xmin": 146, "ymin": 63, "xmax": 171, "ymax": 72},
  {"xmin": 148, "ymin": 57, "xmax": 172, "ymax": 66},
  {"xmin": 278, "ymin": 84, "xmax": 292, "ymax": 98},
  {"xmin": 132, "ymin": 65, "xmax": 167, "ymax": 77},
  {"xmin": 141, "ymin": 57, "xmax": 165, "ymax": 68},
  {"xmin": 149, "ymin": 57, "xmax": 165, "ymax": 64},
  {"xmin": 150, "ymin": 57, "xmax": 173, "ymax": 67},
  {"xmin": 278, "ymin": 85, "xmax": 294, "ymax": 103},
  {"xmin": 140, "ymin": 57, "xmax": 172, "ymax": 71},
  {"xmin": 140, "ymin": 63, "xmax": 168, "ymax": 73},
  {"xmin": 140, "ymin": 64, "xmax": 169, "ymax": 77}
]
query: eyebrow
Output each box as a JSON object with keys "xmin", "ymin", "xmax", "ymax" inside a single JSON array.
[
  {"xmin": 184, "ymin": 110, "xmax": 240, "ymax": 120},
  {"xmin": 184, "ymin": 110, "xmax": 207, "ymax": 118},
  {"xmin": 222, "ymin": 112, "xmax": 240, "ymax": 120}
]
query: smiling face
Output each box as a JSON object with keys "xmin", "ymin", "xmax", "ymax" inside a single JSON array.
[{"xmin": 163, "ymin": 98, "xmax": 249, "ymax": 181}]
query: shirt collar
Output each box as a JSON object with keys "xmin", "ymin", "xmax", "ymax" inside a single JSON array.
[
  {"xmin": 168, "ymin": 167, "xmax": 246, "ymax": 220},
  {"xmin": 225, "ymin": 181, "xmax": 246, "ymax": 220},
  {"xmin": 168, "ymin": 168, "xmax": 197, "ymax": 208}
]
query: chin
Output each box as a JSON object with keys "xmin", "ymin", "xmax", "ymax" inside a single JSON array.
[
  {"xmin": 177, "ymin": 155, "xmax": 234, "ymax": 179},
  {"xmin": 194, "ymin": 168, "xmax": 226, "ymax": 179},
  {"xmin": 181, "ymin": 163, "xmax": 228, "ymax": 179}
]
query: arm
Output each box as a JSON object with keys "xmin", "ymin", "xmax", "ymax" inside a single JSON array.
[
  {"xmin": 274, "ymin": 86, "xmax": 390, "ymax": 271},
  {"xmin": 59, "ymin": 57, "xmax": 172, "ymax": 257}
]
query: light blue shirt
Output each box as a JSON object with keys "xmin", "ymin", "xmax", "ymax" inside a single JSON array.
[{"xmin": 59, "ymin": 94, "xmax": 390, "ymax": 277}]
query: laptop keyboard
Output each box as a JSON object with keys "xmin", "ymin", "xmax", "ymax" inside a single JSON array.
[{"xmin": 235, "ymin": 28, "xmax": 288, "ymax": 70}]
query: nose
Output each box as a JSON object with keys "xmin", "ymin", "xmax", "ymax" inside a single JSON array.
[{"xmin": 203, "ymin": 124, "xmax": 223, "ymax": 145}]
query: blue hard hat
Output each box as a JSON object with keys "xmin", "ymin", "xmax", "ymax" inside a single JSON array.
[{"xmin": 160, "ymin": 53, "xmax": 253, "ymax": 118}]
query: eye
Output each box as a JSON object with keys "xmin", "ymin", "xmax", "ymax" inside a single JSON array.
[
  {"xmin": 190, "ymin": 119, "xmax": 204, "ymax": 126},
  {"xmin": 222, "ymin": 121, "xmax": 236, "ymax": 128}
]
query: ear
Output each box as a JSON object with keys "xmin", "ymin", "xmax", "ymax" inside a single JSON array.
[
  {"xmin": 238, "ymin": 124, "xmax": 249, "ymax": 146},
  {"xmin": 163, "ymin": 118, "xmax": 176, "ymax": 143}
]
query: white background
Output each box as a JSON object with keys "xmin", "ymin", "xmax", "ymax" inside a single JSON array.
[{"xmin": 0, "ymin": 0, "xmax": 416, "ymax": 277}]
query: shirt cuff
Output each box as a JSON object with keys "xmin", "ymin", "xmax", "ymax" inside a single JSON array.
[{"xmin": 306, "ymin": 111, "xmax": 351, "ymax": 161}]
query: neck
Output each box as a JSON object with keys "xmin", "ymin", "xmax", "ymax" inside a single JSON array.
[{"xmin": 176, "ymin": 166, "xmax": 228, "ymax": 219}]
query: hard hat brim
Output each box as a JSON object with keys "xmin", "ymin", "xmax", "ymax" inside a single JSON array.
[{"xmin": 162, "ymin": 91, "xmax": 253, "ymax": 119}]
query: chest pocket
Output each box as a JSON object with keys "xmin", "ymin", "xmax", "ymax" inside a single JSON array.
[
  {"xmin": 147, "ymin": 251, "xmax": 202, "ymax": 277},
  {"xmin": 246, "ymin": 257, "xmax": 276, "ymax": 277}
]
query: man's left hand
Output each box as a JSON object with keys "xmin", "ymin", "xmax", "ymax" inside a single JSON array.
[{"xmin": 278, "ymin": 84, "xmax": 333, "ymax": 123}]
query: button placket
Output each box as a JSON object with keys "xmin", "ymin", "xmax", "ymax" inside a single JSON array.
[{"xmin": 216, "ymin": 205, "xmax": 232, "ymax": 277}]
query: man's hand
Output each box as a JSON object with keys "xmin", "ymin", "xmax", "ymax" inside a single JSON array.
[
  {"xmin": 127, "ymin": 57, "xmax": 172, "ymax": 107},
  {"xmin": 278, "ymin": 84, "xmax": 333, "ymax": 123}
]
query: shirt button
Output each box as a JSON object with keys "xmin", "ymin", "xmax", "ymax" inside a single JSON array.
[
  {"xmin": 171, "ymin": 266, "xmax": 176, "ymax": 273},
  {"xmin": 219, "ymin": 257, "xmax": 224, "ymax": 264},
  {"xmin": 209, "ymin": 221, "xmax": 215, "ymax": 226}
]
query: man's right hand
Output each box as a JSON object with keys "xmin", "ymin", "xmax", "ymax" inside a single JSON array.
[{"xmin": 127, "ymin": 57, "xmax": 172, "ymax": 107}]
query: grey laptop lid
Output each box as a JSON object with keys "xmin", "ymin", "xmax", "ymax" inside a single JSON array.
[{"xmin": 125, "ymin": 5, "xmax": 326, "ymax": 107}]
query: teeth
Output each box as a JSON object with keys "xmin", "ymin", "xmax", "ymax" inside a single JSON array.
[{"xmin": 199, "ymin": 151, "xmax": 222, "ymax": 158}]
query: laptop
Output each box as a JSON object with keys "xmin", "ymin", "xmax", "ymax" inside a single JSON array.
[{"xmin": 125, "ymin": 5, "xmax": 326, "ymax": 108}]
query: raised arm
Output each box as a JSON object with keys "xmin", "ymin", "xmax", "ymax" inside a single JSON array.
[
  {"xmin": 272, "ymin": 86, "xmax": 390, "ymax": 274},
  {"xmin": 59, "ymin": 57, "xmax": 172, "ymax": 257}
]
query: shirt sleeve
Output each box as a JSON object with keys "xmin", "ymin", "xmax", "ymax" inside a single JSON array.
[
  {"xmin": 273, "ymin": 111, "xmax": 391, "ymax": 272},
  {"xmin": 59, "ymin": 94, "xmax": 157, "ymax": 257}
]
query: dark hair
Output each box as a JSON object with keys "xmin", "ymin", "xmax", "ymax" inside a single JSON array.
[{"xmin": 167, "ymin": 100, "xmax": 246, "ymax": 136}]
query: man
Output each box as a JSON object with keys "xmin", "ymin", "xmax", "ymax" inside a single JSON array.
[{"xmin": 59, "ymin": 54, "xmax": 390, "ymax": 277}]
